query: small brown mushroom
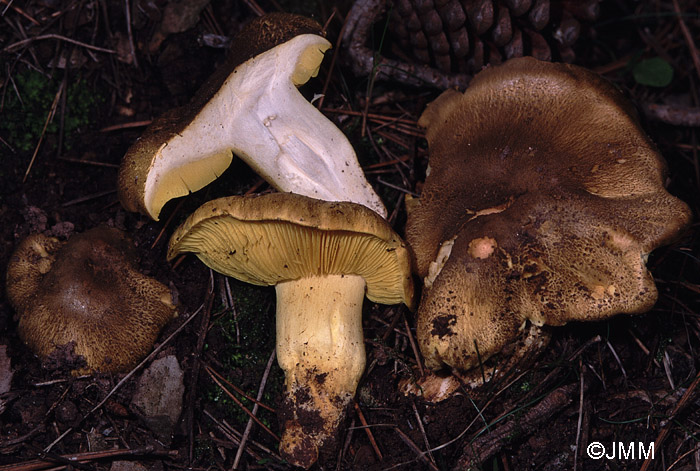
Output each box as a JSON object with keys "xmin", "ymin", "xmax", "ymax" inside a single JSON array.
[
  {"xmin": 6, "ymin": 227, "xmax": 177, "ymax": 373},
  {"xmin": 406, "ymin": 57, "xmax": 691, "ymax": 372}
]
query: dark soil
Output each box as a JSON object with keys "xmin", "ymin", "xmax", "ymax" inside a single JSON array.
[{"xmin": 1, "ymin": 1, "xmax": 699, "ymax": 470}]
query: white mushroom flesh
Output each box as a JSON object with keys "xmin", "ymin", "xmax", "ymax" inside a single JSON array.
[{"xmin": 145, "ymin": 34, "xmax": 387, "ymax": 218}]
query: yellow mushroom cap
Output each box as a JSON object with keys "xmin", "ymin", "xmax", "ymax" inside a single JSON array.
[
  {"xmin": 168, "ymin": 193, "xmax": 414, "ymax": 309},
  {"xmin": 407, "ymin": 57, "xmax": 692, "ymax": 372},
  {"xmin": 6, "ymin": 227, "xmax": 177, "ymax": 373}
]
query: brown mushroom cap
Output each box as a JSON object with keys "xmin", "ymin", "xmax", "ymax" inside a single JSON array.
[
  {"xmin": 406, "ymin": 57, "xmax": 692, "ymax": 371},
  {"xmin": 6, "ymin": 227, "xmax": 177, "ymax": 373},
  {"xmin": 168, "ymin": 192, "xmax": 414, "ymax": 307}
]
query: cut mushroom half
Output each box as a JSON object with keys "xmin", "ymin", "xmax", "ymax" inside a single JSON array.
[
  {"xmin": 167, "ymin": 192, "xmax": 414, "ymax": 468},
  {"xmin": 119, "ymin": 13, "xmax": 387, "ymax": 220},
  {"xmin": 406, "ymin": 57, "xmax": 692, "ymax": 374}
]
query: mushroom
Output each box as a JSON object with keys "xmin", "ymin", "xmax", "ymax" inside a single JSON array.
[
  {"xmin": 118, "ymin": 12, "xmax": 387, "ymax": 221},
  {"xmin": 167, "ymin": 192, "xmax": 414, "ymax": 468},
  {"xmin": 6, "ymin": 227, "xmax": 177, "ymax": 373},
  {"xmin": 406, "ymin": 57, "xmax": 691, "ymax": 373}
]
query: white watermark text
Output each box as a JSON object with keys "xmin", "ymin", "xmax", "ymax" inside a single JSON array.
[{"xmin": 587, "ymin": 442, "xmax": 654, "ymax": 460}]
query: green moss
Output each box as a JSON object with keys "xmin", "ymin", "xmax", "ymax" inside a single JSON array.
[
  {"xmin": 518, "ymin": 380, "xmax": 533, "ymax": 393},
  {"xmin": 0, "ymin": 69, "xmax": 102, "ymax": 154},
  {"xmin": 655, "ymin": 337, "xmax": 672, "ymax": 363},
  {"xmin": 204, "ymin": 282, "xmax": 283, "ymax": 431},
  {"xmin": 193, "ymin": 435, "xmax": 218, "ymax": 463}
]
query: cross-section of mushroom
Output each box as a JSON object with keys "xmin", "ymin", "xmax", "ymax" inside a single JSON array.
[
  {"xmin": 167, "ymin": 193, "xmax": 414, "ymax": 468},
  {"xmin": 406, "ymin": 57, "xmax": 691, "ymax": 373},
  {"xmin": 118, "ymin": 12, "xmax": 387, "ymax": 221},
  {"xmin": 6, "ymin": 227, "xmax": 177, "ymax": 373}
]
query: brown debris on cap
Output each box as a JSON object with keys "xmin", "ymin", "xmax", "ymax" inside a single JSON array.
[
  {"xmin": 406, "ymin": 57, "xmax": 692, "ymax": 372},
  {"xmin": 6, "ymin": 227, "xmax": 177, "ymax": 373}
]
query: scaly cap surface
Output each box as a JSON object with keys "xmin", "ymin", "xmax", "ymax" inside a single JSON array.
[
  {"xmin": 6, "ymin": 227, "xmax": 177, "ymax": 372},
  {"xmin": 407, "ymin": 57, "xmax": 691, "ymax": 371}
]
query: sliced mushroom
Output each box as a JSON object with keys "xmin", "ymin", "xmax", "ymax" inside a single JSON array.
[
  {"xmin": 406, "ymin": 57, "xmax": 691, "ymax": 372},
  {"xmin": 6, "ymin": 227, "xmax": 177, "ymax": 373},
  {"xmin": 119, "ymin": 12, "xmax": 387, "ymax": 220},
  {"xmin": 167, "ymin": 192, "xmax": 414, "ymax": 468}
]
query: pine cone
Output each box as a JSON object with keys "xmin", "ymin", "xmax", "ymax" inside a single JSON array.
[{"xmin": 344, "ymin": 0, "xmax": 600, "ymax": 88}]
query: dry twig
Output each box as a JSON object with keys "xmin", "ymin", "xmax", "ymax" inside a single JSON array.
[
  {"xmin": 232, "ymin": 348, "xmax": 276, "ymax": 468},
  {"xmin": 4, "ymin": 34, "xmax": 116, "ymax": 54},
  {"xmin": 671, "ymin": 0, "xmax": 700, "ymax": 83},
  {"xmin": 205, "ymin": 364, "xmax": 279, "ymax": 442},
  {"xmin": 185, "ymin": 270, "xmax": 216, "ymax": 463},
  {"xmin": 0, "ymin": 447, "xmax": 176, "ymax": 471},
  {"xmin": 641, "ymin": 368, "xmax": 700, "ymax": 471},
  {"xmin": 23, "ymin": 80, "xmax": 63, "ymax": 182},
  {"xmin": 642, "ymin": 102, "xmax": 700, "ymax": 127},
  {"xmin": 43, "ymin": 303, "xmax": 205, "ymax": 453},
  {"xmin": 0, "ymin": 0, "xmax": 40, "ymax": 26},
  {"xmin": 393, "ymin": 426, "xmax": 439, "ymax": 471},
  {"xmin": 353, "ymin": 401, "xmax": 383, "ymax": 461},
  {"xmin": 456, "ymin": 382, "xmax": 584, "ymax": 469}
]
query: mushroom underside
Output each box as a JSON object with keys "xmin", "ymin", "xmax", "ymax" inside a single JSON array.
[{"xmin": 167, "ymin": 193, "xmax": 414, "ymax": 468}]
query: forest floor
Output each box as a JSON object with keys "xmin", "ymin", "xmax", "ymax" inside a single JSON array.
[{"xmin": 1, "ymin": 1, "xmax": 699, "ymax": 470}]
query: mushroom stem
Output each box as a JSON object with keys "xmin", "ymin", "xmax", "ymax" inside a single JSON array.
[
  {"xmin": 275, "ymin": 274, "xmax": 367, "ymax": 468},
  {"xmin": 166, "ymin": 194, "xmax": 415, "ymax": 467}
]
